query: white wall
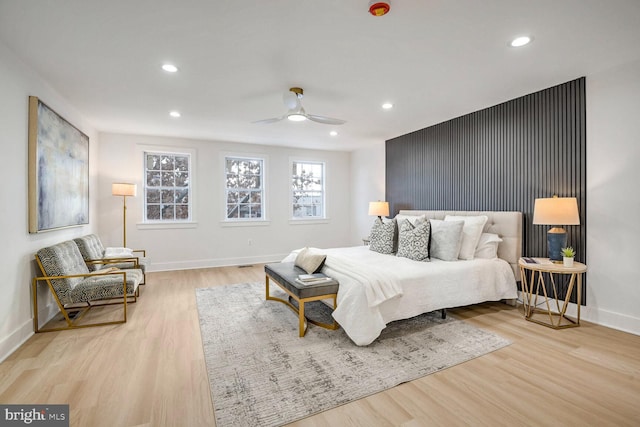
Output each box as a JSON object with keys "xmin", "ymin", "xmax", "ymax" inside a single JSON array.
[
  {"xmin": 350, "ymin": 142, "xmax": 386, "ymax": 244},
  {"xmin": 585, "ymin": 58, "xmax": 640, "ymax": 334},
  {"xmin": 0, "ymin": 41, "xmax": 99, "ymax": 362},
  {"xmin": 97, "ymin": 133, "xmax": 352, "ymax": 270}
]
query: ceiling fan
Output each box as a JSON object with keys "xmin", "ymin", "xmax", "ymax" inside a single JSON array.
[{"xmin": 253, "ymin": 87, "xmax": 346, "ymax": 125}]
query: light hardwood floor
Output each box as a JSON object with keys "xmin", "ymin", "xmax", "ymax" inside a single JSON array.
[{"xmin": 2, "ymin": 265, "xmax": 639, "ymax": 426}]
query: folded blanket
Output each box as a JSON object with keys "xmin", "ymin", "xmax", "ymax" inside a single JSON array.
[
  {"xmin": 324, "ymin": 254, "xmax": 403, "ymax": 307},
  {"xmin": 104, "ymin": 247, "xmax": 133, "ymax": 258}
]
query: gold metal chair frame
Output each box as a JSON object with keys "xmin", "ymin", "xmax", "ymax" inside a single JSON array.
[
  {"xmin": 265, "ymin": 274, "xmax": 339, "ymax": 337},
  {"xmin": 33, "ymin": 257, "xmax": 138, "ymax": 333},
  {"xmin": 84, "ymin": 249, "xmax": 146, "ymax": 284}
]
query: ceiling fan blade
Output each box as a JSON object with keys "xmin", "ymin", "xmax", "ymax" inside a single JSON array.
[
  {"xmin": 252, "ymin": 116, "xmax": 285, "ymax": 124},
  {"xmin": 306, "ymin": 114, "xmax": 346, "ymax": 125}
]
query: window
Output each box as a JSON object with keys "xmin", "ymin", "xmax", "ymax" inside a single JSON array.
[
  {"xmin": 225, "ymin": 156, "xmax": 264, "ymax": 220},
  {"xmin": 291, "ymin": 160, "xmax": 325, "ymax": 218},
  {"xmin": 144, "ymin": 152, "xmax": 191, "ymax": 221}
]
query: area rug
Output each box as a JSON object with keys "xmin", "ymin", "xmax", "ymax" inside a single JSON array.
[{"xmin": 196, "ymin": 282, "xmax": 511, "ymax": 427}]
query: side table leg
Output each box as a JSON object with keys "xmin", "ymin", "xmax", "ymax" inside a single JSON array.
[{"xmin": 577, "ymin": 273, "xmax": 582, "ymax": 325}]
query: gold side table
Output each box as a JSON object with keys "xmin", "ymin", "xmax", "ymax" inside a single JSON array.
[{"xmin": 519, "ymin": 258, "xmax": 587, "ymax": 329}]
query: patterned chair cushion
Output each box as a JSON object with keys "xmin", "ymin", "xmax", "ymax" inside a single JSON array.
[
  {"xmin": 73, "ymin": 234, "xmax": 106, "ymax": 271},
  {"xmin": 37, "ymin": 241, "xmax": 91, "ymax": 305},
  {"xmin": 69, "ymin": 269, "xmax": 143, "ymax": 303},
  {"xmin": 36, "ymin": 240, "xmax": 142, "ymax": 305}
]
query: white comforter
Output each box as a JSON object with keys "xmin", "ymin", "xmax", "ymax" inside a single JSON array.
[{"xmin": 283, "ymin": 246, "xmax": 518, "ymax": 346}]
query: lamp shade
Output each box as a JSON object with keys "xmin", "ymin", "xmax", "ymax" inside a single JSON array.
[
  {"xmin": 368, "ymin": 201, "xmax": 389, "ymax": 217},
  {"xmin": 533, "ymin": 197, "xmax": 580, "ymax": 225},
  {"xmin": 112, "ymin": 183, "xmax": 137, "ymax": 197}
]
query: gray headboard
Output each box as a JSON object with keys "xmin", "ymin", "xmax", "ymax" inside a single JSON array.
[{"xmin": 398, "ymin": 210, "xmax": 523, "ymax": 281}]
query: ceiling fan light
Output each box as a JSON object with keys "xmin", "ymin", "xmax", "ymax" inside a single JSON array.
[{"xmin": 288, "ymin": 113, "xmax": 307, "ymax": 122}]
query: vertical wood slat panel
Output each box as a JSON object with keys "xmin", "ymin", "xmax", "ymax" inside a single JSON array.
[{"xmin": 385, "ymin": 78, "xmax": 586, "ymax": 304}]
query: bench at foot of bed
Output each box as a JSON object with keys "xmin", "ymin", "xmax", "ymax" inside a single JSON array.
[{"xmin": 264, "ymin": 262, "xmax": 339, "ymax": 337}]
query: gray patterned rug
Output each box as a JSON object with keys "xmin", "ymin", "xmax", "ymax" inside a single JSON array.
[{"xmin": 196, "ymin": 282, "xmax": 511, "ymax": 427}]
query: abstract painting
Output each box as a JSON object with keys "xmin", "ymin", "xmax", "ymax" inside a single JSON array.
[{"xmin": 28, "ymin": 96, "xmax": 89, "ymax": 233}]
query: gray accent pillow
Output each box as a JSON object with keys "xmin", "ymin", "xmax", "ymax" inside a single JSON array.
[
  {"xmin": 369, "ymin": 217, "xmax": 397, "ymax": 254},
  {"xmin": 294, "ymin": 247, "xmax": 327, "ymax": 274},
  {"xmin": 396, "ymin": 218, "xmax": 431, "ymax": 261},
  {"xmin": 429, "ymin": 219, "xmax": 464, "ymax": 261},
  {"xmin": 444, "ymin": 215, "xmax": 488, "ymax": 260}
]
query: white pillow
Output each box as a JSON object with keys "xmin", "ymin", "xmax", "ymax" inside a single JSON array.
[
  {"xmin": 429, "ymin": 219, "xmax": 464, "ymax": 261},
  {"xmin": 444, "ymin": 215, "xmax": 488, "ymax": 260},
  {"xmin": 295, "ymin": 247, "xmax": 327, "ymax": 274},
  {"xmin": 474, "ymin": 233, "xmax": 503, "ymax": 259}
]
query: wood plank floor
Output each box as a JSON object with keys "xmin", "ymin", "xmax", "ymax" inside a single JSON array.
[{"xmin": 2, "ymin": 265, "xmax": 639, "ymax": 426}]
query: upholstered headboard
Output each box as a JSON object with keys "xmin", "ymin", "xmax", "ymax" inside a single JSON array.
[{"xmin": 398, "ymin": 210, "xmax": 523, "ymax": 280}]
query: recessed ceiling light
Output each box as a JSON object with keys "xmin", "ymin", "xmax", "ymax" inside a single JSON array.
[
  {"xmin": 329, "ymin": 131, "xmax": 338, "ymax": 136},
  {"xmin": 510, "ymin": 36, "xmax": 532, "ymax": 47},
  {"xmin": 382, "ymin": 103, "xmax": 393, "ymax": 110},
  {"xmin": 169, "ymin": 111, "xmax": 181, "ymax": 118},
  {"xmin": 162, "ymin": 64, "xmax": 178, "ymax": 73}
]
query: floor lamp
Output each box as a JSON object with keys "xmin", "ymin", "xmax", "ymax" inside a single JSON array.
[{"xmin": 112, "ymin": 183, "xmax": 137, "ymax": 247}]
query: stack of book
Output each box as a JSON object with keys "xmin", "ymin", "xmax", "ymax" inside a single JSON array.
[{"xmin": 295, "ymin": 273, "xmax": 336, "ymax": 286}]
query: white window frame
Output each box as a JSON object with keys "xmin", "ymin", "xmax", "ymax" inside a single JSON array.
[
  {"xmin": 290, "ymin": 158, "xmax": 327, "ymax": 221},
  {"xmin": 221, "ymin": 153, "xmax": 268, "ymax": 225},
  {"xmin": 138, "ymin": 145, "xmax": 197, "ymax": 229}
]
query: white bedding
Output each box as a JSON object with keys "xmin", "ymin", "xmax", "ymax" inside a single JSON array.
[{"xmin": 283, "ymin": 246, "xmax": 517, "ymax": 346}]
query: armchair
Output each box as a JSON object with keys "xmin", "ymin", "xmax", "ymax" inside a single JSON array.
[
  {"xmin": 34, "ymin": 240, "xmax": 144, "ymax": 332},
  {"xmin": 73, "ymin": 234, "xmax": 148, "ymax": 284}
]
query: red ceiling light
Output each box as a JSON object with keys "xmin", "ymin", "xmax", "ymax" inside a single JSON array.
[{"xmin": 369, "ymin": 1, "xmax": 390, "ymax": 16}]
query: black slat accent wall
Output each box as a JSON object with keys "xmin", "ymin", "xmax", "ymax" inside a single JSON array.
[{"xmin": 386, "ymin": 78, "xmax": 586, "ymax": 304}]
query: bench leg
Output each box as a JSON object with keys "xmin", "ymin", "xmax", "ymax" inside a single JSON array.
[
  {"xmin": 265, "ymin": 274, "xmax": 270, "ymax": 299},
  {"xmin": 265, "ymin": 272, "xmax": 337, "ymax": 337},
  {"xmin": 299, "ymin": 301, "xmax": 306, "ymax": 337}
]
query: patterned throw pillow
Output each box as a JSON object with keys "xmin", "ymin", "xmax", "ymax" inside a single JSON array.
[
  {"xmin": 369, "ymin": 217, "xmax": 397, "ymax": 254},
  {"xmin": 396, "ymin": 218, "xmax": 431, "ymax": 261}
]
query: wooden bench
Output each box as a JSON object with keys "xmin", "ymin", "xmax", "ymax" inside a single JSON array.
[{"xmin": 265, "ymin": 262, "xmax": 339, "ymax": 337}]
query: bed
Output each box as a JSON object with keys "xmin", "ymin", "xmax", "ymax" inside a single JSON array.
[{"xmin": 283, "ymin": 210, "xmax": 522, "ymax": 346}]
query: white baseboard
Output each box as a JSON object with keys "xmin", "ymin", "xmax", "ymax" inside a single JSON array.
[
  {"xmin": 571, "ymin": 304, "xmax": 640, "ymax": 336},
  {"xmin": 0, "ymin": 300, "xmax": 61, "ymax": 363},
  {"xmin": 517, "ymin": 291, "xmax": 640, "ymax": 336},
  {"xmin": 0, "ymin": 320, "xmax": 33, "ymax": 364},
  {"xmin": 147, "ymin": 253, "xmax": 290, "ymax": 272}
]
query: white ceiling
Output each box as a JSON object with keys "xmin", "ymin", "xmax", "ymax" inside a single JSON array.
[{"xmin": 1, "ymin": 0, "xmax": 640, "ymax": 151}]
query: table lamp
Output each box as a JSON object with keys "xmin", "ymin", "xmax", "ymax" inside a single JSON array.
[
  {"xmin": 368, "ymin": 201, "xmax": 389, "ymax": 220},
  {"xmin": 533, "ymin": 196, "xmax": 580, "ymax": 262}
]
